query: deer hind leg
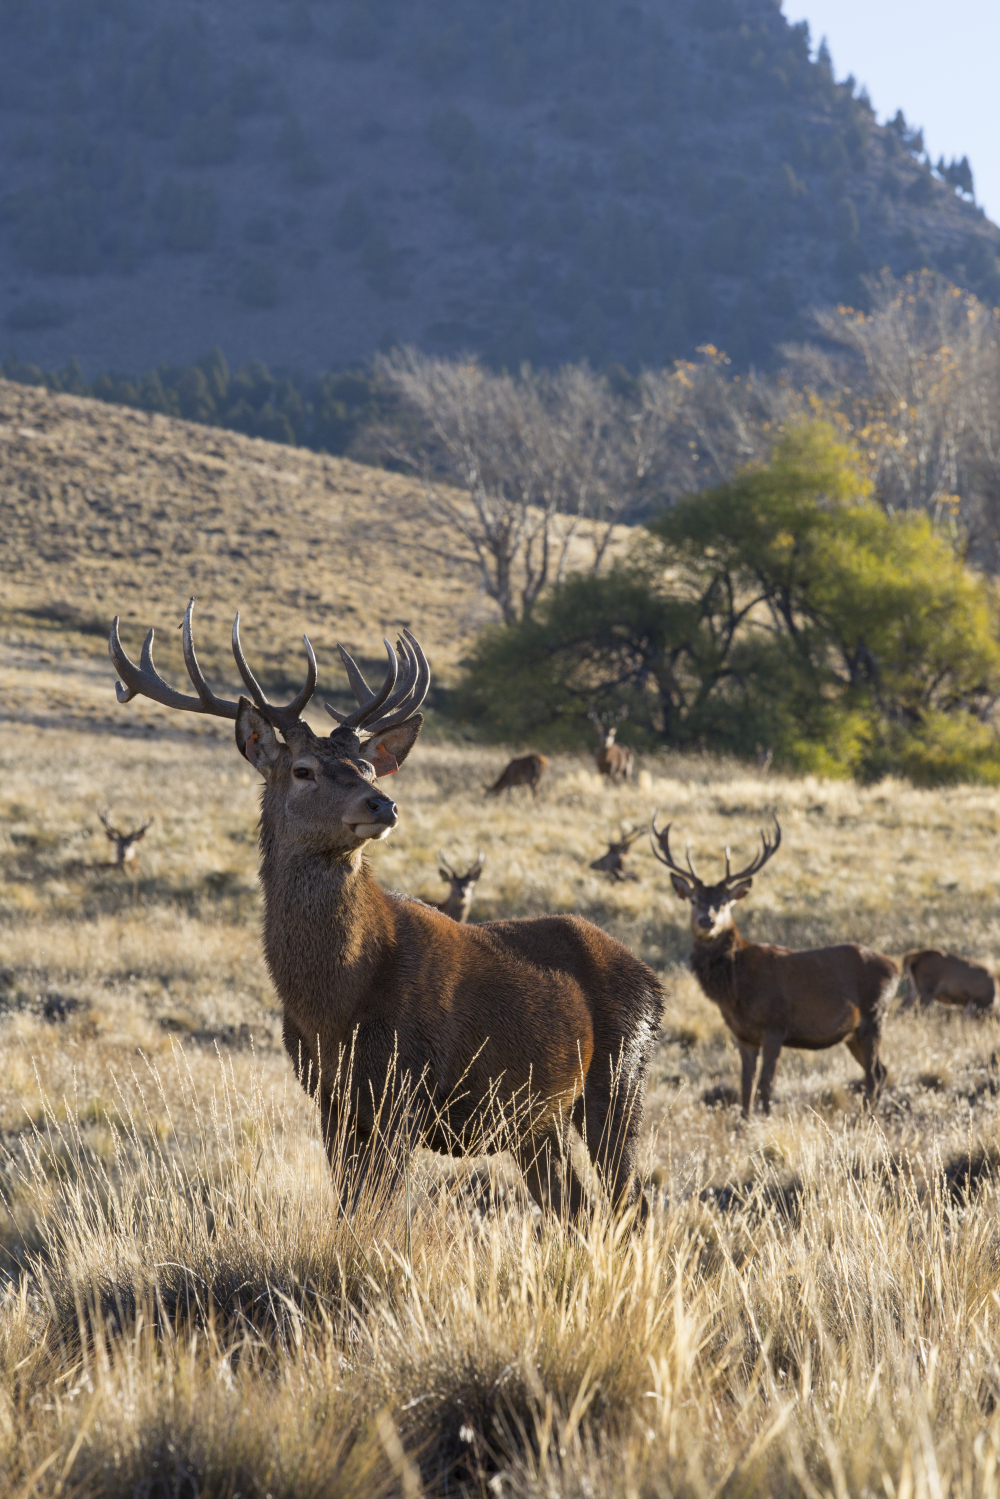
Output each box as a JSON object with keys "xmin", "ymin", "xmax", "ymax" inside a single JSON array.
[
  {"xmin": 755, "ymin": 1032, "xmax": 783, "ymax": 1116},
  {"xmin": 581, "ymin": 1064, "xmax": 649, "ymax": 1223},
  {"xmin": 738, "ymin": 1043, "xmax": 759, "ymax": 1119},
  {"xmin": 512, "ymin": 1126, "xmax": 586, "ymax": 1222},
  {"xmin": 846, "ymin": 1031, "xmax": 885, "ymax": 1108}
]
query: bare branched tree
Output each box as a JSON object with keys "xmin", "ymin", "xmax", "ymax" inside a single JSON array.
[
  {"xmin": 374, "ymin": 350, "xmax": 635, "ymax": 622},
  {"xmin": 632, "ymin": 346, "xmax": 799, "ymax": 501},
  {"xmin": 808, "ymin": 272, "xmax": 1000, "ymax": 561}
]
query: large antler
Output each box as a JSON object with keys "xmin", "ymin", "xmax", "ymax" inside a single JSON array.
[
  {"xmin": 110, "ymin": 599, "xmax": 316, "ymax": 731},
  {"xmin": 649, "ymin": 811, "xmax": 703, "ymax": 883},
  {"xmin": 326, "ymin": 628, "xmax": 429, "ymax": 741},
  {"xmin": 723, "ymin": 816, "xmax": 782, "ymax": 885}
]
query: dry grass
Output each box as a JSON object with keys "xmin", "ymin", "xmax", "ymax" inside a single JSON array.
[
  {"xmin": 0, "ymin": 378, "xmax": 625, "ymax": 701},
  {"xmin": 1, "ymin": 683, "xmax": 1000, "ymax": 1495},
  {"xmin": 2, "ymin": 392, "xmax": 1000, "ymax": 1494}
]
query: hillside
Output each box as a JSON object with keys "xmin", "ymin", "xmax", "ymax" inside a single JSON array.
[
  {"xmin": 0, "ymin": 378, "xmax": 621, "ymax": 725},
  {"xmin": 1, "ymin": 0, "xmax": 998, "ymax": 378}
]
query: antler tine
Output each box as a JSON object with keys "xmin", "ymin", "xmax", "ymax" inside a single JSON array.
[
  {"xmin": 109, "ymin": 613, "xmax": 234, "ymax": 716},
  {"xmin": 359, "ymin": 628, "xmax": 430, "ymax": 739},
  {"xmin": 326, "ymin": 639, "xmax": 398, "ymax": 727},
  {"xmin": 231, "ymin": 612, "xmax": 317, "ymax": 728},
  {"xmin": 725, "ymin": 815, "xmax": 782, "ymax": 885},
  {"xmin": 649, "ymin": 811, "xmax": 688, "ymax": 874},
  {"xmin": 181, "ymin": 599, "xmax": 240, "ymax": 715},
  {"xmin": 725, "ymin": 845, "xmax": 731, "ymax": 879},
  {"xmin": 98, "ymin": 809, "xmax": 115, "ymax": 834},
  {"xmin": 684, "ymin": 842, "xmax": 702, "ymax": 882},
  {"xmin": 439, "ymin": 849, "xmax": 456, "ymax": 878}
]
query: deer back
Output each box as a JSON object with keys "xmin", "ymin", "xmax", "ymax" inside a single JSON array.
[{"xmin": 903, "ymin": 949, "xmax": 999, "ymax": 1010}]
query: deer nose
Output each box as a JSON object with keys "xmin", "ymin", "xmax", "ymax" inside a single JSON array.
[
  {"xmin": 366, "ymin": 794, "xmax": 397, "ymax": 825},
  {"xmin": 697, "ymin": 914, "xmax": 714, "ymax": 929}
]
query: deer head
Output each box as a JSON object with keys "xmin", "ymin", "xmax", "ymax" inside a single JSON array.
[
  {"xmin": 588, "ymin": 705, "xmax": 628, "ymax": 747},
  {"xmin": 650, "ymin": 812, "xmax": 781, "ymax": 939},
  {"xmin": 439, "ymin": 849, "xmax": 485, "ymax": 900},
  {"xmin": 98, "ymin": 810, "xmax": 153, "ymax": 866},
  {"xmin": 109, "ymin": 599, "xmax": 429, "ymax": 858}
]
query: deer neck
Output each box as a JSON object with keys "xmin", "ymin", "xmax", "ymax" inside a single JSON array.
[
  {"xmin": 690, "ymin": 922, "xmax": 745, "ymax": 1009},
  {"xmin": 258, "ymin": 834, "xmax": 389, "ymax": 1041}
]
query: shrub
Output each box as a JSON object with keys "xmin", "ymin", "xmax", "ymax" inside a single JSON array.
[
  {"xmin": 236, "ymin": 261, "xmax": 278, "ymax": 309},
  {"xmin": 5, "ymin": 296, "xmax": 70, "ymax": 331},
  {"xmin": 175, "ymin": 102, "xmax": 239, "ymax": 166},
  {"xmin": 152, "ymin": 176, "xmax": 217, "ymax": 251},
  {"xmin": 334, "ymin": 189, "xmax": 372, "ymax": 251}
]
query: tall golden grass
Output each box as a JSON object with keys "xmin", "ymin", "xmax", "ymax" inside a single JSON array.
[{"xmin": 1, "ymin": 672, "xmax": 1000, "ymax": 1495}]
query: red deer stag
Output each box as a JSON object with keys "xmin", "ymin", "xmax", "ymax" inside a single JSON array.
[
  {"xmin": 651, "ymin": 815, "xmax": 897, "ymax": 1117},
  {"xmin": 589, "ymin": 827, "xmax": 646, "ymax": 883},
  {"xmin": 98, "ymin": 810, "xmax": 153, "ymax": 871},
  {"xmin": 431, "ymin": 850, "xmax": 485, "ymax": 923},
  {"xmin": 109, "ymin": 602, "xmax": 663, "ymax": 1221},
  {"xmin": 901, "ymin": 950, "xmax": 999, "ymax": 1017},
  {"xmin": 486, "ymin": 753, "xmax": 548, "ymax": 797},
  {"xmin": 588, "ymin": 708, "xmax": 633, "ymax": 783}
]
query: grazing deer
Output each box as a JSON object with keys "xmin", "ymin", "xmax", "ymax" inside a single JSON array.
[
  {"xmin": 485, "ymin": 753, "xmax": 548, "ymax": 797},
  {"xmin": 651, "ymin": 815, "xmax": 897, "ymax": 1117},
  {"xmin": 588, "ymin": 707, "xmax": 633, "ymax": 783},
  {"xmin": 109, "ymin": 602, "xmax": 663, "ymax": 1222},
  {"xmin": 589, "ymin": 827, "xmax": 645, "ymax": 883},
  {"xmin": 431, "ymin": 850, "xmax": 485, "ymax": 923},
  {"xmin": 901, "ymin": 950, "xmax": 999, "ymax": 1017},
  {"xmin": 98, "ymin": 810, "xmax": 153, "ymax": 871}
]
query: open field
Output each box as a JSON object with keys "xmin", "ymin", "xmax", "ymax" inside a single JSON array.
[
  {"xmin": 2, "ymin": 390, "xmax": 1000, "ymax": 1495},
  {"xmin": 1, "ymin": 668, "xmax": 1000, "ymax": 1494}
]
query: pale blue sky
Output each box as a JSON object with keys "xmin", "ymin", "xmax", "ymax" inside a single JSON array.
[{"xmin": 780, "ymin": 1, "xmax": 1000, "ymax": 225}]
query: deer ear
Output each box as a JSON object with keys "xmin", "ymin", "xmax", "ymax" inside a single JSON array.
[
  {"xmin": 670, "ymin": 873, "xmax": 693, "ymax": 902},
  {"xmin": 236, "ymin": 698, "xmax": 282, "ymax": 777},
  {"xmin": 361, "ymin": 714, "xmax": 423, "ymax": 777},
  {"xmin": 730, "ymin": 878, "xmax": 753, "ymax": 901}
]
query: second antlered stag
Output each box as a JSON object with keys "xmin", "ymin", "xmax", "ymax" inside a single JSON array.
[
  {"xmin": 108, "ymin": 602, "xmax": 663, "ymax": 1222},
  {"xmin": 588, "ymin": 708, "xmax": 633, "ymax": 783},
  {"xmin": 651, "ymin": 815, "xmax": 898, "ymax": 1117}
]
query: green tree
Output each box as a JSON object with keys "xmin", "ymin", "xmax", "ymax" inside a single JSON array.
[{"xmin": 457, "ymin": 424, "xmax": 1000, "ymax": 783}]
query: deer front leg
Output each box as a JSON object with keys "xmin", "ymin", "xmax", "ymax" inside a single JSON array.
[
  {"xmin": 738, "ymin": 1043, "xmax": 759, "ymax": 1119},
  {"xmin": 756, "ymin": 1032, "xmax": 783, "ymax": 1116}
]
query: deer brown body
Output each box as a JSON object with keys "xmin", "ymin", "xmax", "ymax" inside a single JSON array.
[
  {"xmin": 109, "ymin": 603, "xmax": 662, "ymax": 1221},
  {"xmin": 486, "ymin": 754, "xmax": 548, "ymax": 797},
  {"xmin": 429, "ymin": 851, "xmax": 484, "ymax": 923},
  {"xmin": 652, "ymin": 817, "xmax": 897, "ymax": 1117},
  {"xmin": 589, "ymin": 709, "xmax": 633, "ymax": 783},
  {"xmin": 901, "ymin": 949, "xmax": 999, "ymax": 1017}
]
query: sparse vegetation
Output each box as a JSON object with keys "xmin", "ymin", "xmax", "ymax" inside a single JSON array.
[
  {"xmin": 2, "ymin": 383, "xmax": 1000, "ymax": 1493},
  {"xmin": 0, "ymin": 0, "xmax": 996, "ymax": 373}
]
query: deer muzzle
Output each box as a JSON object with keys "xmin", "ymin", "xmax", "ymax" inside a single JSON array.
[{"xmin": 346, "ymin": 792, "xmax": 398, "ymax": 841}]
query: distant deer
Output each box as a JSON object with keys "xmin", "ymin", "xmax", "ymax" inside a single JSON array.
[
  {"xmin": 431, "ymin": 850, "xmax": 485, "ymax": 923},
  {"xmin": 901, "ymin": 950, "xmax": 999, "ymax": 1018},
  {"xmin": 486, "ymin": 753, "xmax": 548, "ymax": 797},
  {"xmin": 589, "ymin": 827, "xmax": 645, "ymax": 883},
  {"xmin": 98, "ymin": 810, "xmax": 153, "ymax": 871},
  {"xmin": 109, "ymin": 601, "xmax": 663, "ymax": 1222},
  {"xmin": 588, "ymin": 707, "xmax": 633, "ymax": 783},
  {"xmin": 651, "ymin": 815, "xmax": 897, "ymax": 1117}
]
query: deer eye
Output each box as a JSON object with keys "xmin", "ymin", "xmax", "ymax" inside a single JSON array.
[{"xmin": 293, "ymin": 765, "xmax": 314, "ymax": 780}]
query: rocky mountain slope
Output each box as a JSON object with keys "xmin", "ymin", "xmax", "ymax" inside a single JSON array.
[{"xmin": 1, "ymin": 0, "xmax": 997, "ymax": 376}]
